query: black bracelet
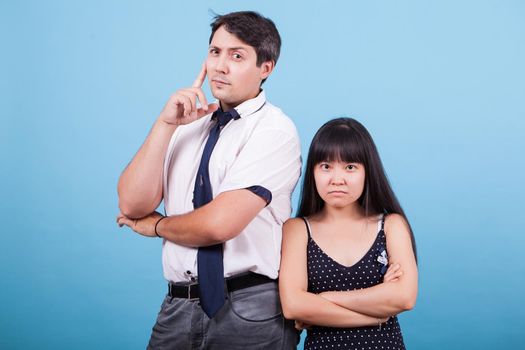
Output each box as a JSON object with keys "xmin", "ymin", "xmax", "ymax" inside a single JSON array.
[{"xmin": 154, "ymin": 216, "xmax": 167, "ymax": 238}]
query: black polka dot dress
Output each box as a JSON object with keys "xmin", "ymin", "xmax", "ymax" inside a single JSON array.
[{"xmin": 303, "ymin": 215, "xmax": 406, "ymax": 350}]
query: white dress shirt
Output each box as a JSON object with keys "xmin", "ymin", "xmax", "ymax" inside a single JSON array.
[{"xmin": 162, "ymin": 90, "xmax": 301, "ymax": 283}]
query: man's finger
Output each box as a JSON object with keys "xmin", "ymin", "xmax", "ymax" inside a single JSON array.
[
  {"xmin": 196, "ymin": 103, "xmax": 219, "ymax": 118},
  {"xmin": 175, "ymin": 94, "xmax": 192, "ymax": 118},
  {"xmin": 179, "ymin": 90, "xmax": 198, "ymax": 114},
  {"xmin": 118, "ymin": 216, "xmax": 131, "ymax": 227},
  {"xmin": 187, "ymin": 87, "xmax": 209, "ymax": 111},
  {"xmin": 192, "ymin": 62, "xmax": 207, "ymax": 88}
]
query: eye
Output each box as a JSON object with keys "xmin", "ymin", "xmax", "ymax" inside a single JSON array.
[
  {"xmin": 319, "ymin": 163, "xmax": 330, "ymax": 170},
  {"xmin": 209, "ymin": 48, "xmax": 219, "ymax": 56},
  {"xmin": 346, "ymin": 164, "xmax": 356, "ymax": 170},
  {"xmin": 232, "ymin": 52, "xmax": 242, "ymax": 60}
]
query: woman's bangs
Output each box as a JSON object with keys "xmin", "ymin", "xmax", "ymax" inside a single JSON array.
[{"xmin": 312, "ymin": 126, "xmax": 366, "ymax": 165}]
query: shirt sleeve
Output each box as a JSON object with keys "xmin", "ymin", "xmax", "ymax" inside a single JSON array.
[
  {"xmin": 216, "ymin": 129, "xmax": 301, "ymax": 203},
  {"xmin": 245, "ymin": 185, "xmax": 272, "ymax": 205}
]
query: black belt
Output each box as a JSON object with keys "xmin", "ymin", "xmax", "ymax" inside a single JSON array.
[{"xmin": 168, "ymin": 272, "xmax": 275, "ymax": 299}]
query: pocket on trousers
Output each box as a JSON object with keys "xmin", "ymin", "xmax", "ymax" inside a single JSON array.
[
  {"xmin": 154, "ymin": 295, "xmax": 191, "ymax": 332},
  {"xmin": 228, "ymin": 282, "xmax": 283, "ymax": 322}
]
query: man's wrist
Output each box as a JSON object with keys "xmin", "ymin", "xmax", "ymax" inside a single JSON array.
[
  {"xmin": 154, "ymin": 216, "xmax": 167, "ymax": 238},
  {"xmin": 155, "ymin": 116, "xmax": 179, "ymax": 129}
]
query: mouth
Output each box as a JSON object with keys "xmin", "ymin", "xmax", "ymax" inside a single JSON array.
[
  {"xmin": 211, "ymin": 77, "xmax": 230, "ymax": 86},
  {"xmin": 328, "ymin": 190, "xmax": 348, "ymax": 195}
]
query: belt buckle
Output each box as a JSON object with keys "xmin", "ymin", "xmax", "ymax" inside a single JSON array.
[{"xmin": 188, "ymin": 281, "xmax": 198, "ymax": 300}]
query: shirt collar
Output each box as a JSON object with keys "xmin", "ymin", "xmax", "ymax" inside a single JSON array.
[{"xmin": 213, "ymin": 90, "xmax": 266, "ymax": 121}]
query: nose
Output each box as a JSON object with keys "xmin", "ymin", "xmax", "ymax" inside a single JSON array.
[
  {"xmin": 214, "ymin": 53, "xmax": 228, "ymax": 74},
  {"xmin": 330, "ymin": 169, "xmax": 345, "ymax": 185}
]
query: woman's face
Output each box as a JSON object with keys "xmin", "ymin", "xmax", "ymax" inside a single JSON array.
[{"xmin": 314, "ymin": 160, "xmax": 366, "ymax": 209}]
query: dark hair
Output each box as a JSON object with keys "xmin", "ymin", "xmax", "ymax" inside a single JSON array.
[
  {"xmin": 209, "ymin": 11, "xmax": 281, "ymax": 67},
  {"xmin": 297, "ymin": 118, "xmax": 417, "ymax": 258}
]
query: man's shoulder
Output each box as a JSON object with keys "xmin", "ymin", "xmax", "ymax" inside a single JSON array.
[
  {"xmin": 253, "ymin": 102, "xmax": 298, "ymax": 137},
  {"xmin": 261, "ymin": 101, "xmax": 289, "ymax": 120}
]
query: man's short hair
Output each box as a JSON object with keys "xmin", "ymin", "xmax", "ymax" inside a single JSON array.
[{"xmin": 210, "ymin": 11, "xmax": 281, "ymax": 67}]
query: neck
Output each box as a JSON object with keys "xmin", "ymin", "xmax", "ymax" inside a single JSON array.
[
  {"xmin": 319, "ymin": 203, "xmax": 366, "ymax": 222},
  {"xmin": 219, "ymin": 89, "xmax": 262, "ymax": 112},
  {"xmin": 219, "ymin": 101, "xmax": 236, "ymax": 112}
]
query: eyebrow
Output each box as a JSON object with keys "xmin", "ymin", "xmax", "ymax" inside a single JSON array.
[{"xmin": 209, "ymin": 45, "xmax": 249, "ymax": 51}]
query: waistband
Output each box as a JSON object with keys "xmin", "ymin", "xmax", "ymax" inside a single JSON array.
[{"xmin": 168, "ymin": 272, "xmax": 276, "ymax": 299}]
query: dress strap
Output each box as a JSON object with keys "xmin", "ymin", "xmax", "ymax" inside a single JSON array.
[
  {"xmin": 380, "ymin": 213, "xmax": 387, "ymax": 231},
  {"xmin": 301, "ymin": 217, "xmax": 312, "ymax": 239}
]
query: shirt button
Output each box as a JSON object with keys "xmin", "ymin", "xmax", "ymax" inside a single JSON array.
[
  {"xmin": 190, "ymin": 277, "xmax": 196, "ymax": 282},
  {"xmin": 186, "ymin": 270, "xmax": 192, "ymax": 275}
]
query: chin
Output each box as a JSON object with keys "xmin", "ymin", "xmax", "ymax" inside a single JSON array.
[
  {"xmin": 211, "ymin": 89, "xmax": 231, "ymax": 103},
  {"xmin": 324, "ymin": 199, "xmax": 354, "ymax": 208},
  {"xmin": 214, "ymin": 95, "xmax": 238, "ymax": 109}
]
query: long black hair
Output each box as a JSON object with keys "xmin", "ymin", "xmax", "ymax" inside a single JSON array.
[{"xmin": 297, "ymin": 118, "xmax": 417, "ymax": 258}]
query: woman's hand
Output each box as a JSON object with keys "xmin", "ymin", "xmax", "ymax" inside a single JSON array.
[
  {"xmin": 383, "ymin": 263, "xmax": 403, "ymax": 283},
  {"xmin": 295, "ymin": 320, "xmax": 312, "ymax": 331}
]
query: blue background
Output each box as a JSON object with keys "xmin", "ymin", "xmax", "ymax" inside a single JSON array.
[{"xmin": 2, "ymin": 0, "xmax": 524, "ymax": 349}]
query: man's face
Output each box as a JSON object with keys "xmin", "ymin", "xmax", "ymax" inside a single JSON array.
[{"xmin": 206, "ymin": 26, "xmax": 273, "ymax": 111}]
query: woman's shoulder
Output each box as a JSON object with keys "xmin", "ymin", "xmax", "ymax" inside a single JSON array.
[
  {"xmin": 384, "ymin": 213, "xmax": 410, "ymax": 236},
  {"xmin": 283, "ymin": 217, "xmax": 307, "ymax": 232},
  {"xmin": 283, "ymin": 217, "xmax": 313, "ymax": 240}
]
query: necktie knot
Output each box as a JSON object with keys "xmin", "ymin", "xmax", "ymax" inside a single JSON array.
[{"xmin": 213, "ymin": 109, "xmax": 239, "ymax": 127}]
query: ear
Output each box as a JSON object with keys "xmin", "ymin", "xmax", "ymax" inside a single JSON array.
[{"xmin": 259, "ymin": 61, "xmax": 275, "ymax": 80}]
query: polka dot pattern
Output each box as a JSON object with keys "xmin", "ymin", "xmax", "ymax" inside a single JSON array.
[{"xmin": 303, "ymin": 216, "xmax": 406, "ymax": 350}]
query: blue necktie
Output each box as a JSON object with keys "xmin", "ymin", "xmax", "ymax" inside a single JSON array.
[{"xmin": 194, "ymin": 108, "xmax": 239, "ymax": 318}]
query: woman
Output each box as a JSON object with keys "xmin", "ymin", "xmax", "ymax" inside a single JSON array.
[{"xmin": 279, "ymin": 118, "xmax": 418, "ymax": 349}]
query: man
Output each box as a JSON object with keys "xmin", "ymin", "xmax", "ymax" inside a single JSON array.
[{"xmin": 117, "ymin": 11, "xmax": 301, "ymax": 349}]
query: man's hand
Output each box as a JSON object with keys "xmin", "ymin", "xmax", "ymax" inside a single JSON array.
[
  {"xmin": 117, "ymin": 211, "xmax": 164, "ymax": 238},
  {"xmin": 160, "ymin": 63, "xmax": 219, "ymax": 125},
  {"xmin": 383, "ymin": 263, "xmax": 403, "ymax": 283}
]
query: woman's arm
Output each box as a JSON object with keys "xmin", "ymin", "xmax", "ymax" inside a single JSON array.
[
  {"xmin": 319, "ymin": 214, "xmax": 418, "ymax": 318},
  {"xmin": 279, "ymin": 218, "xmax": 387, "ymax": 328}
]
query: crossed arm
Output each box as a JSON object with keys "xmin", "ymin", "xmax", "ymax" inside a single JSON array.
[
  {"xmin": 278, "ymin": 215, "xmax": 418, "ymax": 328},
  {"xmin": 117, "ymin": 190, "xmax": 266, "ymax": 247},
  {"xmin": 116, "ymin": 113, "xmax": 266, "ymax": 247}
]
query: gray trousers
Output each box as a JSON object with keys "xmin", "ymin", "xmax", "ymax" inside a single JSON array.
[{"xmin": 147, "ymin": 281, "xmax": 299, "ymax": 350}]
